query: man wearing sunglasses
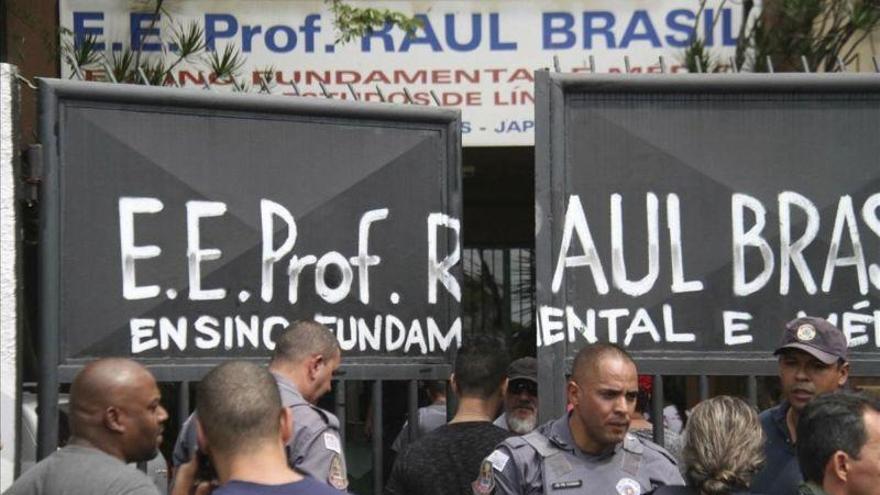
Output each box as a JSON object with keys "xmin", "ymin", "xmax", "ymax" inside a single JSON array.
[{"xmin": 494, "ymin": 358, "xmax": 539, "ymax": 435}]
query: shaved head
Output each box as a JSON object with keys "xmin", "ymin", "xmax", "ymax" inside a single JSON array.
[
  {"xmin": 70, "ymin": 358, "xmax": 153, "ymax": 422},
  {"xmin": 68, "ymin": 358, "xmax": 167, "ymax": 463},
  {"xmin": 571, "ymin": 344, "xmax": 635, "ymax": 384}
]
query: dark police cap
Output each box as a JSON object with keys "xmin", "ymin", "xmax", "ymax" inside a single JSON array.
[
  {"xmin": 507, "ymin": 357, "xmax": 537, "ymax": 383},
  {"xmin": 774, "ymin": 316, "xmax": 848, "ymax": 365}
]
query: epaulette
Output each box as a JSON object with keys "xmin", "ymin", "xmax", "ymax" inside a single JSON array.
[{"xmin": 636, "ymin": 435, "xmax": 678, "ymax": 465}]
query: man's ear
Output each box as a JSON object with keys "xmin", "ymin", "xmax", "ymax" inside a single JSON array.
[
  {"xmin": 308, "ymin": 354, "xmax": 325, "ymax": 380},
  {"xmin": 196, "ymin": 418, "xmax": 210, "ymax": 455},
  {"xmin": 838, "ymin": 361, "xmax": 850, "ymax": 387},
  {"xmin": 449, "ymin": 373, "xmax": 459, "ymax": 395},
  {"xmin": 280, "ymin": 407, "xmax": 294, "ymax": 445},
  {"xmin": 829, "ymin": 450, "xmax": 850, "ymax": 483},
  {"xmin": 103, "ymin": 406, "xmax": 125, "ymax": 433},
  {"xmin": 566, "ymin": 380, "xmax": 580, "ymax": 407}
]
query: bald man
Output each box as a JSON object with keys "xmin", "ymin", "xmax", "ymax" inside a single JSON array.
[{"xmin": 5, "ymin": 358, "xmax": 169, "ymax": 495}]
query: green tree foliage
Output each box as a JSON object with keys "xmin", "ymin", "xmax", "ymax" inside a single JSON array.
[
  {"xmin": 683, "ymin": 0, "xmax": 880, "ymax": 72},
  {"xmin": 61, "ymin": 0, "xmax": 421, "ymax": 88}
]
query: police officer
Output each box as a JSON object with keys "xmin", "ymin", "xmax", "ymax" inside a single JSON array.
[
  {"xmin": 475, "ymin": 344, "xmax": 683, "ymax": 495},
  {"xmin": 171, "ymin": 320, "xmax": 348, "ymax": 490}
]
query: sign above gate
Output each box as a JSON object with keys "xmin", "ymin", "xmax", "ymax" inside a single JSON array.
[
  {"xmin": 58, "ymin": 0, "xmax": 741, "ymax": 147},
  {"xmin": 535, "ymin": 72, "xmax": 880, "ymax": 388},
  {"xmin": 39, "ymin": 80, "xmax": 461, "ymax": 380}
]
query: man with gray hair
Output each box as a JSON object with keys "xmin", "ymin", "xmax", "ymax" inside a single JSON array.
[
  {"xmin": 172, "ymin": 320, "xmax": 347, "ymax": 490},
  {"xmin": 189, "ymin": 361, "xmax": 344, "ymax": 495},
  {"xmin": 493, "ymin": 357, "xmax": 539, "ymax": 435}
]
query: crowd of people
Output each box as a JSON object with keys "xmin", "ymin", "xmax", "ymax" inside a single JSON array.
[{"xmin": 5, "ymin": 317, "xmax": 879, "ymax": 495}]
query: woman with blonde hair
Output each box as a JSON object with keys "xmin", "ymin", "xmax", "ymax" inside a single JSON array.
[{"xmin": 650, "ymin": 396, "xmax": 765, "ymax": 495}]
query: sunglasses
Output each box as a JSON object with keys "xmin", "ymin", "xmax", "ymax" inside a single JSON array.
[{"xmin": 508, "ymin": 380, "xmax": 538, "ymax": 396}]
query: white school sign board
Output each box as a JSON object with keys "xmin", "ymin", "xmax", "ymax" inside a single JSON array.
[{"xmin": 59, "ymin": 0, "xmax": 741, "ymax": 146}]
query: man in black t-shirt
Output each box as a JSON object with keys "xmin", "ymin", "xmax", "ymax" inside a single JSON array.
[{"xmin": 385, "ymin": 337, "xmax": 512, "ymax": 495}]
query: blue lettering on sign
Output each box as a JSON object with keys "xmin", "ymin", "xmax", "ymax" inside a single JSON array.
[
  {"xmin": 266, "ymin": 25, "xmax": 297, "ymax": 52},
  {"xmin": 400, "ymin": 14, "xmax": 442, "ymax": 52},
  {"xmin": 704, "ymin": 9, "xmax": 715, "ymax": 46},
  {"xmin": 665, "ymin": 9, "xmax": 696, "ymax": 47},
  {"xmin": 489, "ymin": 13, "xmax": 516, "ymax": 50},
  {"xmin": 538, "ymin": 8, "xmax": 737, "ymax": 50},
  {"xmin": 620, "ymin": 10, "xmax": 661, "ymax": 48},
  {"xmin": 73, "ymin": 12, "xmax": 105, "ymax": 50},
  {"xmin": 543, "ymin": 13, "xmax": 575, "ymax": 49},
  {"xmin": 205, "ymin": 14, "xmax": 238, "ymax": 51},
  {"xmin": 584, "ymin": 11, "xmax": 616, "ymax": 49},
  {"xmin": 446, "ymin": 13, "xmax": 481, "ymax": 51},
  {"xmin": 299, "ymin": 14, "xmax": 321, "ymax": 53},
  {"xmin": 361, "ymin": 21, "xmax": 395, "ymax": 52},
  {"xmin": 130, "ymin": 13, "xmax": 162, "ymax": 51},
  {"xmin": 722, "ymin": 8, "xmax": 737, "ymax": 45}
]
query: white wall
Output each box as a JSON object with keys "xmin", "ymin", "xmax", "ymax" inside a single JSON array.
[{"xmin": 0, "ymin": 63, "xmax": 21, "ymax": 491}]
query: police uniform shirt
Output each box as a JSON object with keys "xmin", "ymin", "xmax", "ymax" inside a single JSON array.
[
  {"xmin": 482, "ymin": 414, "xmax": 683, "ymax": 495},
  {"xmin": 171, "ymin": 373, "xmax": 348, "ymax": 490},
  {"xmin": 750, "ymin": 402, "xmax": 802, "ymax": 495},
  {"xmin": 391, "ymin": 402, "xmax": 448, "ymax": 453}
]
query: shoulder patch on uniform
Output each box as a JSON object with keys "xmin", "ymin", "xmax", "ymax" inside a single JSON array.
[
  {"xmin": 327, "ymin": 453, "xmax": 348, "ymax": 490},
  {"xmin": 323, "ymin": 432, "xmax": 342, "ymax": 453},
  {"xmin": 486, "ymin": 449, "xmax": 510, "ymax": 472},
  {"xmin": 472, "ymin": 459, "xmax": 496, "ymax": 495},
  {"xmin": 503, "ymin": 435, "xmax": 530, "ymax": 450},
  {"xmin": 616, "ymin": 477, "xmax": 641, "ymax": 495},
  {"xmin": 639, "ymin": 436, "xmax": 678, "ymax": 465},
  {"xmin": 622, "ymin": 434, "xmax": 645, "ymax": 455}
]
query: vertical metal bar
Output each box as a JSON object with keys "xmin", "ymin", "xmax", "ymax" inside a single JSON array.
[
  {"xmin": 335, "ymin": 381, "xmax": 346, "ymax": 446},
  {"xmin": 477, "ymin": 248, "xmax": 488, "ymax": 329},
  {"xmin": 624, "ymin": 56, "xmax": 632, "ymax": 73},
  {"xmin": 588, "ymin": 55, "xmax": 596, "ymax": 73},
  {"xmin": 178, "ymin": 381, "xmax": 190, "ymax": 424},
  {"xmin": 553, "ymin": 55, "xmax": 561, "ymax": 73},
  {"xmin": 651, "ymin": 375, "xmax": 665, "ymax": 446},
  {"xmin": 372, "ymin": 380, "xmax": 383, "ymax": 494},
  {"xmin": 37, "ymin": 380, "xmax": 58, "ymax": 460},
  {"xmin": 503, "ymin": 250, "xmax": 512, "ymax": 331},
  {"xmin": 699, "ymin": 375, "xmax": 710, "ymax": 401},
  {"xmin": 407, "ymin": 380, "xmax": 419, "ymax": 443},
  {"xmin": 746, "ymin": 375, "xmax": 758, "ymax": 408}
]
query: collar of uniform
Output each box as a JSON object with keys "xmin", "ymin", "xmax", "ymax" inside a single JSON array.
[
  {"xmin": 270, "ymin": 371, "xmax": 308, "ymax": 407},
  {"xmin": 546, "ymin": 413, "xmax": 618, "ymax": 460},
  {"xmin": 772, "ymin": 401, "xmax": 793, "ymax": 444},
  {"xmin": 798, "ymin": 482, "xmax": 829, "ymax": 495}
]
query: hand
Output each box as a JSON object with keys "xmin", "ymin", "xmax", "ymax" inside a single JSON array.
[{"xmin": 171, "ymin": 457, "xmax": 214, "ymax": 495}]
